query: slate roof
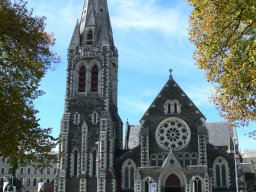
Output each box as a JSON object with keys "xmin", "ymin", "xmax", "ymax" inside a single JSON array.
[
  {"xmin": 206, "ymin": 122, "xmax": 232, "ymax": 147},
  {"xmin": 125, "ymin": 122, "xmax": 236, "ymax": 149}
]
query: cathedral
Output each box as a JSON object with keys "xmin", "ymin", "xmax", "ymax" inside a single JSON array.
[{"xmin": 55, "ymin": 0, "xmax": 244, "ymax": 191}]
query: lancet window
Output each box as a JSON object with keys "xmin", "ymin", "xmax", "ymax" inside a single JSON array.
[{"xmin": 91, "ymin": 65, "xmax": 98, "ymax": 92}]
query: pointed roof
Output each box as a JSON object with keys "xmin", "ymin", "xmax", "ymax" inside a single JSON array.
[
  {"xmin": 140, "ymin": 71, "xmax": 205, "ymax": 121},
  {"xmin": 69, "ymin": 20, "xmax": 80, "ymax": 49},
  {"xmin": 72, "ymin": 0, "xmax": 114, "ymax": 48},
  {"xmin": 162, "ymin": 150, "xmax": 182, "ymax": 169}
]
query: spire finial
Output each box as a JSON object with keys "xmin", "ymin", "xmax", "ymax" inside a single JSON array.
[{"xmin": 169, "ymin": 68, "xmax": 173, "ymax": 79}]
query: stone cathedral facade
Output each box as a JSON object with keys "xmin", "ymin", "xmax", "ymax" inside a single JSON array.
[{"xmin": 55, "ymin": 0, "xmax": 244, "ymax": 192}]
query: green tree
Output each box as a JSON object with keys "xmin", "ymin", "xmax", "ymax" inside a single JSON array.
[
  {"xmin": 188, "ymin": 0, "xmax": 256, "ymax": 127},
  {"xmin": 0, "ymin": 0, "xmax": 59, "ymax": 169}
]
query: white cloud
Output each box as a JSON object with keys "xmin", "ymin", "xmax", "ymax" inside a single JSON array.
[{"xmin": 109, "ymin": 0, "xmax": 188, "ymax": 36}]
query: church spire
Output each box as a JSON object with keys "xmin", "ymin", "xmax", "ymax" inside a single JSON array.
[{"xmin": 69, "ymin": 0, "xmax": 114, "ymax": 49}]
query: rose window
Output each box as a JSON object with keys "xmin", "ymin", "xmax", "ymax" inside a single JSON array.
[{"xmin": 155, "ymin": 118, "xmax": 191, "ymax": 151}]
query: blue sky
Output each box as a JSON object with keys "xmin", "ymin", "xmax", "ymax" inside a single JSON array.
[{"xmin": 27, "ymin": 0, "xmax": 255, "ymax": 151}]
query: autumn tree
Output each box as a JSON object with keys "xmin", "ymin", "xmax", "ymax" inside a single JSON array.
[
  {"xmin": 188, "ymin": 0, "xmax": 256, "ymax": 127},
  {"xmin": 0, "ymin": 0, "xmax": 60, "ymax": 169}
]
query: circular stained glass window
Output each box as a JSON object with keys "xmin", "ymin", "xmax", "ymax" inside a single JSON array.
[{"xmin": 155, "ymin": 117, "xmax": 191, "ymax": 151}]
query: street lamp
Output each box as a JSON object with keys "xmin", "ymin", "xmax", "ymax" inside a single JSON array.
[{"xmin": 227, "ymin": 136, "xmax": 239, "ymax": 192}]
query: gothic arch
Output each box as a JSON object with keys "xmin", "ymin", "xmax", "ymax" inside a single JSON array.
[
  {"xmin": 121, "ymin": 159, "xmax": 137, "ymax": 190},
  {"xmin": 141, "ymin": 177, "xmax": 157, "ymax": 192},
  {"xmin": 70, "ymin": 148, "xmax": 79, "ymax": 177},
  {"xmin": 87, "ymin": 60, "xmax": 101, "ymax": 94},
  {"xmin": 159, "ymin": 167, "xmax": 187, "ymax": 192},
  {"xmin": 86, "ymin": 29, "xmax": 94, "ymax": 45},
  {"xmin": 163, "ymin": 99, "xmax": 181, "ymax": 114},
  {"xmin": 213, "ymin": 156, "xmax": 230, "ymax": 189},
  {"xmin": 74, "ymin": 61, "xmax": 88, "ymax": 95},
  {"xmin": 190, "ymin": 175, "xmax": 205, "ymax": 192},
  {"xmin": 89, "ymin": 148, "xmax": 98, "ymax": 177}
]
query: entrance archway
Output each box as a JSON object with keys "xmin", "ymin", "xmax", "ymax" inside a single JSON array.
[{"xmin": 165, "ymin": 174, "xmax": 181, "ymax": 192}]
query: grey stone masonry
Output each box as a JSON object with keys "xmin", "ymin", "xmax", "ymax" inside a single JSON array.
[{"xmin": 56, "ymin": 0, "xmax": 122, "ymax": 192}]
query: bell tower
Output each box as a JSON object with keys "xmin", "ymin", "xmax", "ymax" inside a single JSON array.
[{"xmin": 56, "ymin": 0, "xmax": 122, "ymax": 191}]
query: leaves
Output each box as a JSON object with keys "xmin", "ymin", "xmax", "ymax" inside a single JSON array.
[
  {"xmin": 0, "ymin": 0, "xmax": 60, "ymax": 168},
  {"xmin": 188, "ymin": 0, "xmax": 256, "ymax": 127}
]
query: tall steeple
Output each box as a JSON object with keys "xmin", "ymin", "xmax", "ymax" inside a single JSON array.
[
  {"xmin": 56, "ymin": 0, "xmax": 122, "ymax": 191},
  {"xmin": 69, "ymin": 0, "xmax": 115, "ymax": 49}
]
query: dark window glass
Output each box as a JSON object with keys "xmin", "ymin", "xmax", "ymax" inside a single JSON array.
[
  {"xmin": 145, "ymin": 181, "xmax": 149, "ymax": 192},
  {"xmin": 216, "ymin": 165, "xmax": 221, "ymax": 187},
  {"xmin": 74, "ymin": 150, "xmax": 78, "ymax": 176},
  {"xmin": 174, "ymin": 103, "xmax": 178, "ymax": 113},
  {"xmin": 78, "ymin": 66, "xmax": 86, "ymax": 92},
  {"xmin": 91, "ymin": 65, "xmax": 98, "ymax": 92},
  {"xmin": 168, "ymin": 103, "xmax": 171, "ymax": 113},
  {"xmin": 130, "ymin": 167, "xmax": 134, "ymax": 188},
  {"xmin": 125, "ymin": 167, "xmax": 129, "ymax": 188},
  {"xmin": 198, "ymin": 179, "xmax": 202, "ymax": 192},
  {"xmin": 92, "ymin": 150, "xmax": 97, "ymax": 176},
  {"xmin": 221, "ymin": 164, "xmax": 226, "ymax": 186}
]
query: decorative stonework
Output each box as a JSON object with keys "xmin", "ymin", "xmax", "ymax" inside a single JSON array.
[
  {"xmin": 80, "ymin": 179, "xmax": 86, "ymax": 192},
  {"xmin": 81, "ymin": 121, "xmax": 88, "ymax": 174},
  {"xmin": 163, "ymin": 99, "xmax": 181, "ymax": 114},
  {"xmin": 155, "ymin": 117, "xmax": 191, "ymax": 151},
  {"xmin": 91, "ymin": 111, "xmax": 98, "ymax": 124},
  {"xmin": 73, "ymin": 112, "xmax": 80, "ymax": 125}
]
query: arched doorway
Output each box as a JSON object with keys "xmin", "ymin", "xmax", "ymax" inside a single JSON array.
[{"xmin": 165, "ymin": 174, "xmax": 182, "ymax": 192}]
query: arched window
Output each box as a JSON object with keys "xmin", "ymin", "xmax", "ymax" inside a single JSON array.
[
  {"xmin": 164, "ymin": 100, "xmax": 181, "ymax": 114},
  {"xmin": 78, "ymin": 66, "xmax": 86, "ymax": 92},
  {"xmin": 145, "ymin": 180, "xmax": 149, "ymax": 192},
  {"xmin": 74, "ymin": 150, "xmax": 78, "ymax": 176},
  {"xmin": 185, "ymin": 153, "xmax": 190, "ymax": 166},
  {"xmin": 91, "ymin": 65, "xmax": 98, "ymax": 92},
  {"xmin": 122, "ymin": 159, "xmax": 136, "ymax": 190},
  {"xmin": 192, "ymin": 176, "xmax": 203, "ymax": 192},
  {"xmin": 151, "ymin": 155, "xmax": 157, "ymax": 166},
  {"xmin": 213, "ymin": 157, "xmax": 229, "ymax": 188},
  {"xmin": 158, "ymin": 154, "xmax": 164, "ymax": 166},
  {"xmin": 192, "ymin": 153, "xmax": 198, "ymax": 165},
  {"xmin": 92, "ymin": 150, "xmax": 97, "ymax": 176},
  {"xmin": 86, "ymin": 30, "xmax": 93, "ymax": 45},
  {"xmin": 178, "ymin": 153, "xmax": 184, "ymax": 166}
]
